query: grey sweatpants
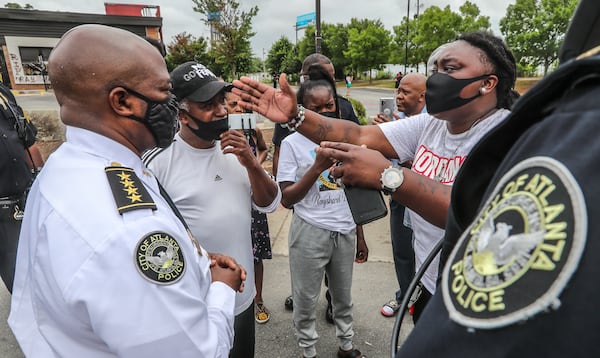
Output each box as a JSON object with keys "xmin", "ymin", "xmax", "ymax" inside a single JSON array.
[{"xmin": 288, "ymin": 213, "xmax": 356, "ymax": 358}]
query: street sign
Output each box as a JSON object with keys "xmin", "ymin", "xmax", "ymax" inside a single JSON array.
[{"xmin": 296, "ymin": 12, "xmax": 316, "ymax": 29}]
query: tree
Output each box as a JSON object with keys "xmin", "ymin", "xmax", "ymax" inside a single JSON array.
[
  {"xmin": 192, "ymin": 0, "xmax": 258, "ymax": 80},
  {"xmin": 344, "ymin": 19, "xmax": 391, "ymax": 83},
  {"xmin": 296, "ymin": 23, "xmax": 350, "ymax": 79},
  {"xmin": 165, "ymin": 32, "xmax": 211, "ymax": 72},
  {"xmin": 3, "ymin": 2, "xmax": 34, "ymax": 9},
  {"xmin": 265, "ymin": 36, "xmax": 295, "ymax": 76},
  {"xmin": 500, "ymin": 0, "xmax": 577, "ymax": 75},
  {"xmin": 322, "ymin": 23, "xmax": 351, "ymax": 79},
  {"xmin": 392, "ymin": 2, "xmax": 490, "ymax": 71}
]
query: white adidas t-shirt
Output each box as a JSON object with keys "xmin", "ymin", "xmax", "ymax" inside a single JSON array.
[
  {"xmin": 379, "ymin": 109, "xmax": 510, "ymax": 294},
  {"xmin": 145, "ymin": 133, "xmax": 279, "ymax": 315}
]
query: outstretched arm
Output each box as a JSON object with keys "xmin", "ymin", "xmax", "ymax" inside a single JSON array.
[
  {"xmin": 320, "ymin": 142, "xmax": 451, "ymax": 229},
  {"xmin": 232, "ymin": 74, "xmax": 398, "ymax": 158}
]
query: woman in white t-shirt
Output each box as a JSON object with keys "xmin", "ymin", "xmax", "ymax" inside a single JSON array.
[{"xmin": 277, "ymin": 65, "xmax": 366, "ymax": 358}]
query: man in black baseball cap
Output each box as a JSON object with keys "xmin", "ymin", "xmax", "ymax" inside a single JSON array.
[
  {"xmin": 142, "ymin": 61, "xmax": 281, "ymax": 358},
  {"xmin": 170, "ymin": 61, "xmax": 232, "ymax": 102}
]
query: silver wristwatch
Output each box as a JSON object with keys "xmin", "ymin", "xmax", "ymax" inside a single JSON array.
[{"xmin": 380, "ymin": 164, "xmax": 404, "ymax": 195}]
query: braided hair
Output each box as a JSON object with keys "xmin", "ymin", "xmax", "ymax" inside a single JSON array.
[
  {"xmin": 457, "ymin": 31, "xmax": 519, "ymax": 109},
  {"xmin": 297, "ymin": 64, "xmax": 341, "ymax": 118}
]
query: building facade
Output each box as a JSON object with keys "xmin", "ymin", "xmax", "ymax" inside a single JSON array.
[{"xmin": 0, "ymin": 5, "xmax": 162, "ymax": 91}]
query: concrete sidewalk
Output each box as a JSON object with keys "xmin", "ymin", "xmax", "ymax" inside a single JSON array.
[{"xmin": 252, "ymin": 205, "xmax": 415, "ymax": 358}]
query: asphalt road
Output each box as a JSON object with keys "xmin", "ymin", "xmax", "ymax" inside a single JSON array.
[{"xmin": 13, "ymin": 86, "xmax": 395, "ymax": 121}]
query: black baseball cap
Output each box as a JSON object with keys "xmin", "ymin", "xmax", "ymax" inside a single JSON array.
[{"xmin": 170, "ymin": 61, "xmax": 232, "ymax": 102}]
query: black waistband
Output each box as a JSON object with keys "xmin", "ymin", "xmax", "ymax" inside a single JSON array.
[{"xmin": 0, "ymin": 197, "xmax": 20, "ymax": 206}]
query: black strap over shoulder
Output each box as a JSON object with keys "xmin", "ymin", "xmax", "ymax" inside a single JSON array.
[{"xmin": 0, "ymin": 85, "xmax": 32, "ymax": 146}]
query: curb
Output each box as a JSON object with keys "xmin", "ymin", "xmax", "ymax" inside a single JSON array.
[{"xmin": 11, "ymin": 89, "xmax": 53, "ymax": 96}]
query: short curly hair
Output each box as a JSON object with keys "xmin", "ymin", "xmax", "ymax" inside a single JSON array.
[{"xmin": 457, "ymin": 31, "xmax": 518, "ymax": 109}]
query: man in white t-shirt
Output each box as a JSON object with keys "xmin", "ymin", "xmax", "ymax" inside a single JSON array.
[
  {"xmin": 143, "ymin": 61, "xmax": 281, "ymax": 357},
  {"xmin": 373, "ymin": 73, "xmax": 427, "ymax": 318}
]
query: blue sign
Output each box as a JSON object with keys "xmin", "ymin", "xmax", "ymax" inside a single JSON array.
[{"xmin": 296, "ymin": 12, "xmax": 316, "ymax": 29}]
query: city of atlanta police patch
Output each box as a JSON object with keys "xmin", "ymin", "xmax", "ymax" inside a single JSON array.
[
  {"xmin": 135, "ymin": 232, "xmax": 186, "ymax": 285},
  {"xmin": 442, "ymin": 156, "xmax": 587, "ymax": 329}
]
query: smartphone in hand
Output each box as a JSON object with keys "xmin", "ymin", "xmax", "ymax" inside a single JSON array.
[
  {"xmin": 344, "ymin": 185, "xmax": 388, "ymax": 225},
  {"xmin": 379, "ymin": 97, "xmax": 396, "ymax": 120},
  {"xmin": 228, "ymin": 113, "xmax": 257, "ymax": 130}
]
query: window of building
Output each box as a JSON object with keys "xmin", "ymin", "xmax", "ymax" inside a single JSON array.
[{"xmin": 19, "ymin": 47, "xmax": 52, "ymax": 75}]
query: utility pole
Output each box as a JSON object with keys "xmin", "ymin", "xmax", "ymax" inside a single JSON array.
[
  {"xmin": 404, "ymin": 0, "xmax": 410, "ymax": 73},
  {"xmin": 315, "ymin": 0, "xmax": 322, "ymax": 53},
  {"xmin": 414, "ymin": 0, "xmax": 420, "ymax": 73}
]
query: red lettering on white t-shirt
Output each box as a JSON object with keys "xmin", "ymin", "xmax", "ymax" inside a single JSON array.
[{"xmin": 412, "ymin": 144, "xmax": 466, "ymax": 184}]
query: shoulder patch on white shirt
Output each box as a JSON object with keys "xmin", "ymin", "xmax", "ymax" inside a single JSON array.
[
  {"xmin": 442, "ymin": 156, "xmax": 586, "ymax": 329},
  {"xmin": 105, "ymin": 166, "xmax": 156, "ymax": 214},
  {"xmin": 135, "ymin": 231, "xmax": 186, "ymax": 285}
]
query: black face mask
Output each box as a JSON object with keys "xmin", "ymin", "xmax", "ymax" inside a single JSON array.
[
  {"xmin": 320, "ymin": 111, "xmax": 338, "ymax": 119},
  {"xmin": 124, "ymin": 87, "xmax": 179, "ymax": 148},
  {"xmin": 184, "ymin": 112, "xmax": 229, "ymax": 141},
  {"xmin": 425, "ymin": 73, "xmax": 491, "ymax": 114}
]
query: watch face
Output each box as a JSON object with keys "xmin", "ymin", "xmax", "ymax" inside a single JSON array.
[{"xmin": 384, "ymin": 168, "xmax": 402, "ymax": 187}]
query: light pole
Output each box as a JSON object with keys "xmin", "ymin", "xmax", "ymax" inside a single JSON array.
[
  {"xmin": 315, "ymin": 0, "xmax": 322, "ymax": 53},
  {"xmin": 414, "ymin": 0, "xmax": 420, "ymax": 72},
  {"xmin": 404, "ymin": 0, "xmax": 409, "ymax": 73}
]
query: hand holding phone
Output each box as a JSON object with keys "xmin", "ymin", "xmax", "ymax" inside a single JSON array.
[
  {"xmin": 379, "ymin": 97, "xmax": 396, "ymax": 120},
  {"xmin": 228, "ymin": 113, "xmax": 257, "ymax": 130}
]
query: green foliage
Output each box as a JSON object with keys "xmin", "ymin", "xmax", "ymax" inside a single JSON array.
[
  {"xmin": 324, "ymin": 24, "xmax": 352, "ymax": 78},
  {"xmin": 347, "ymin": 97, "xmax": 367, "ymax": 125},
  {"xmin": 500, "ymin": 0, "xmax": 577, "ymax": 75},
  {"xmin": 344, "ymin": 19, "xmax": 391, "ymax": 83},
  {"xmin": 192, "ymin": 0, "xmax": 258, "ymax": 80},
  {"xmin": 165, "ymin": 32, "xmax": 210, "ymax": 72},
  {"xmin": 3, "ymin": 2, "xmax": 34, "ymax": 9},
  {"xmin": 296, "ymin": 23, "xmax": 351, "ymax": 79},
  {"xmin": 249, "ymin": 56, "xmax": 264, "ymax": 74},
  {"xmin": 266, "ymin": 37, "xmax": 295, "ymax": 75},
  {"xmin": 392, "ymin": 2, "xmax": 490, "ymax": 69},
  {"xmin": 516, "ymin": 62, "xmax": 538, "ymax": 77}
]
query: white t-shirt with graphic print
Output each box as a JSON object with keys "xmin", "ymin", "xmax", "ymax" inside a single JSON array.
[
  {"xmin": 277, "ymin": 132, "xmax": 355, "ymax": 235},
  {"xmin": 379, "ymin": 109, "xmax": 510, "ymax": 294}
]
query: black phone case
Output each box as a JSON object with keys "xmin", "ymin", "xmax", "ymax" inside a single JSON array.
[{"xmin": 344, "ymin": 186, "xmax": 388, "ymax": 225}]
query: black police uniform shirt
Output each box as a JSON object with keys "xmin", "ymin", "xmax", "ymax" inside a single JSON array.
[
  {"xmin": 397, "ymin": 53, "xmax": 600, "ymax": 357},
  {"xmin": 0, "ymin": 84, "xmax": 37, "ymax": 198}
]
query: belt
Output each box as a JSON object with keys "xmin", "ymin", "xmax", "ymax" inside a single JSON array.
[
  {"xmin": 0, "ymin": 196, "xmax": 24, "ymax": 221},
  {"xmin": 0, "ymin": 196, "xmax": 21, "ymax": 205}
]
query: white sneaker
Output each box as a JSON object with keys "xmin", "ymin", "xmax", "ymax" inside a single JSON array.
[{"xmin": 381, "ymin": 299, "xmax": 400, "ymax": 317}]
